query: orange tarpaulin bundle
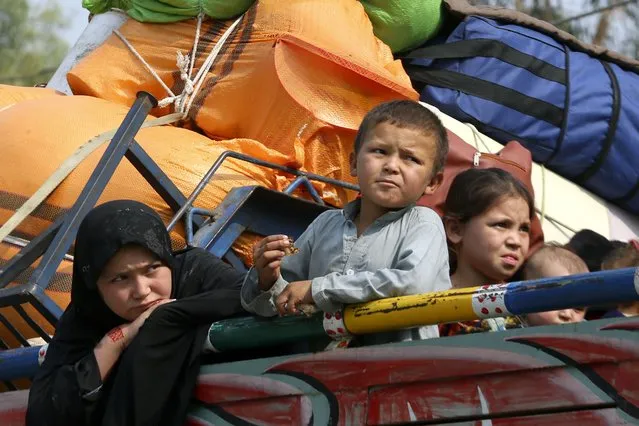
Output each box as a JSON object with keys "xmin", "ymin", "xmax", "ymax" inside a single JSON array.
[
  {"xmin": 0, "ymin": 95, "xmax": 327, "ymax": 271},
  {"xmin": 0, "ymin": 84, "xmax": 63, "ymax": 109},
  {"xmin": 67, "ymin": 0, "xmax": 417, "ymax": 194}
]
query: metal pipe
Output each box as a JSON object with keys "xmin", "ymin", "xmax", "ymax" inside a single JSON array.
[
  {"xmin": 2, "ymin": 236, "xmax": 74, "ymax": 262},
  {"xmin": 6, "ymin": 268, "xmax": 639, "ymax": 381},
  {"xmin": 207, "ymin": 267, "xmax": 639, "ymax": 351},
  {"xmin": 0, "ymin": 346, "xmax": 41, "ymax": 381}
]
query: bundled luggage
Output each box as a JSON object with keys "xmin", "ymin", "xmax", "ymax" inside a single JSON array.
[{"xmin": 405, "ymin": 9, "xmax": 639, "ymax": 215}]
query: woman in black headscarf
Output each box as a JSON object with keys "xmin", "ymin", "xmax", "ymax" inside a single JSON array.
[{"xmin": 26, "ymin": 200, "xmax": 246, "ymax": 426}]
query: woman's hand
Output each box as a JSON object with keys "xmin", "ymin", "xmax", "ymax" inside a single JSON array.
[
  {"xmin": 113, "ymin": 299, "xmax": 175, "ymax": 350},
  {"xmin": 94, "ymin": 299, "xmax": 174, "ymax": 380}
]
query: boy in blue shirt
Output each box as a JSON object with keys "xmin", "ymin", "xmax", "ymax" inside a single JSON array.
[{"xmin": 242, "ymin": 100, "xmax": 451, "ymax": 342}]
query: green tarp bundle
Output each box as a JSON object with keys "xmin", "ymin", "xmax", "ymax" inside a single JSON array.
[
  {"xmin": 83, "ymin": 0, "xmax": 444, "ymax": 52},
  {"xmin": 82, "ymin": 0, "xmax": 256, "ymax": 22},
  {"xmin": 360, "ymin": 0, "xmax": 444, "ymax": 53}
]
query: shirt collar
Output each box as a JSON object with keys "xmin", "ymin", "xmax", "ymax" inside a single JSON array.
[{"xmin": 342, "ymin": 198, "xmax": 415, "ymax": 225}]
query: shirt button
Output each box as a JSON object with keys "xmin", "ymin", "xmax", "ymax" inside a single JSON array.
[{"xmin": 346, "ymin": 269, "xmax": 354, "ymax": 275}]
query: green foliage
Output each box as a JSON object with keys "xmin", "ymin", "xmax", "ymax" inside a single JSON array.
[{"xmin": 0, "ymin": 0, "xmax": 69, "ymax": 86}]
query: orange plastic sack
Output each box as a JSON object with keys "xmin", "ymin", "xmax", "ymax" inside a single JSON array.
[
  {"xmin": 0, "ymin": 84, "xmax": 64, "ymax": 109},
  {"xmin": 0, "ymin": 95, "xmax": 324, "ymax": 265},
  {"xmin": 67, "ymin": 0, "xmax": 417, "ymax": 186}
]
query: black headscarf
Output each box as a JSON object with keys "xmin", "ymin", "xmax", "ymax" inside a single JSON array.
[
  {"xmin": 71, "ymin": 200, "xmax": 176, "ymax": 331},
  {"xmin": 27, "ymin": 200, "xmax": 246, "ymax": 426}
]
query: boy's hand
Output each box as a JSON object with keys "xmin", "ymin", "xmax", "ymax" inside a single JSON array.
[
  {"xmin": 275, "ymin": 280, "xmax": 314, "ymax": 316},
  {"xmin": 253, "ymin": 235, "xmax": 290, "ymax": 291}
]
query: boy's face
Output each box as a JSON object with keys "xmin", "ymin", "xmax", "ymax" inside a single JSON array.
[
  {"xmin": 350, "ymin": 122, "xmax": 442, "ymax": 210},
  {"xmin": 523, "ymin": 263, "xmax": 586, "ymax": 326}
]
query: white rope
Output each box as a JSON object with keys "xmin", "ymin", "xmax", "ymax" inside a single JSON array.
[
  {"xmin": 115, "ymin": 13, "xmax": 243, "ymax": 115},
  {"xmin": 114, "ymin": 29, "xmax": 177, "ymax": 99},
  {"xmin": 539, "ymin": 164, "xmax": 547, "ymax": 226},
  {"xmin": 188, "ymin": 13, "xmax": 202, "ymax": 81},
  {"xmin": 464, "ymin": 122, "xmax": 493, "ymax": 153}
]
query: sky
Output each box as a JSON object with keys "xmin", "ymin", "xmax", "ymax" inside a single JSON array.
[
  {"xmin": 60, "ymin": 0, "xmax": 90, "ymax": 46},
  {"xmin": 29, "ymin": 0, "xmax": 90, "ymax": 48}
]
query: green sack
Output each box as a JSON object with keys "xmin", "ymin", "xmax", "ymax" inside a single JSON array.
[
  {"xmin": 83, "ymin": 0, "xmax": 256, "ymax": 22},
  {"xmin": 360, "ymin": 0, "xmax": 444, "ymax": 53}
]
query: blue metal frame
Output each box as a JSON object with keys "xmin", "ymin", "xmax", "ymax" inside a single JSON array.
[
  {"xmin": 282, "ymin": 176, "xmax": 325, "ymax": 205},
  {"xmin": 191, "ymin": 186, "xmax": 332, "ymax": 265},
  {"xmin": 26, "ymin": 93, "xmax": 158, "ymax": 290},
  {"xmin": 167, "ymin": 150, "xmax": 359, "ymax": 232}
]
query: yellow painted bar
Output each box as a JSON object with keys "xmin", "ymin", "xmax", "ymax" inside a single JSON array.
[{"xmin": 343, "ymin": 286, "xmax": 481, "ymax": 334}]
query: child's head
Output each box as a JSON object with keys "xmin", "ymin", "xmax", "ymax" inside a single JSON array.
[
  {"xmin": 565, "ymin": 229, "xmax": 618, "ymax": 272},
  {"xmin": 601, "ymin": 240, "xmax": 639, "ymax": 270},
  {"xmin": 351, "ymin": 100, "xmax": 448, "ymax": 211},
  {"xmin": 444, "ymin": 168, "xmax": 534, "ymax": 286},
  {"xmin": 600, "ymin": 241, "xmax": 639, "ymax": 317},
  {"xmin": 521, "ymin": 244, "xmax": 589, "ymax": 326}
]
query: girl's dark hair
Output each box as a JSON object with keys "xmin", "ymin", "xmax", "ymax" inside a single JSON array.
[
  {"xmin": 444, "ymin": 168, "xmax": 535, "ymax": 222},
  {"xmin": 564, "ymin": 229, "xmax": 618, "ymax": 272}
]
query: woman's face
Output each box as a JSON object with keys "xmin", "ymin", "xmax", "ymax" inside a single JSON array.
[
  {"xmin": 96, "ymin": 245, "xmax": 172, "ymax": 321},
  {"xmin": 449, "ymin": 195, "xmax": 531, "ymax": 284}
]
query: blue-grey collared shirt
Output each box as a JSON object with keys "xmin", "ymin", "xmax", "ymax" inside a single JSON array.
[{"xmin": 241, "ymin": 200, "xmax": 451, "ymax": 342}]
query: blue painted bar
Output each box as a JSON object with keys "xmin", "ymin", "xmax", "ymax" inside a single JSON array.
[
  {"xmin": 0, "ymin": 346, "xmax": 41, "ymax": 381},
  {"xmin": 204, "ymin": 268, "xmax": 639, "ymax": 352},
  {"xmin": 505, "ymin": 267, "xmax": 638, "ymax": 315}
]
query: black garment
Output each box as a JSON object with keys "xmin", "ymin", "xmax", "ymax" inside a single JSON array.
[{"xmin": 26, "ymin": 200, "xmax": 246, "ymax": 426}]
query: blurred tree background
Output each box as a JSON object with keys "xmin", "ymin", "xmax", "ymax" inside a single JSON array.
[
  {"xmin": 0, "ymin": 0, "xmax": 69, "ymax": 86},
  {"xmin": 474, "ymin": 0, "xmax": 639, "ymax": 58}
]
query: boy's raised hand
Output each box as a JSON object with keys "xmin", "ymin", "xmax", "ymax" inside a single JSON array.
[{"xmin": 253, "ymin": 234, "xmax": 290, "ymax": 291}]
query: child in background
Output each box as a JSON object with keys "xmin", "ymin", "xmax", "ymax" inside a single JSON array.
[
  {"xmin": 600, "ymin": 240, "xmax": 639, "ymax": 318},
  {"xmin": 439, "ymin": 168, "xmax": 534, "ymax": 336},
  {"xmin": 565, "ymin": 229, "xmax": 623, "ymax": 272},
  {"xmin": 518, "ymin": 244, "xmax": 589, "ymax": 326},
  {"xmin": 242, "ymin": 100, "xmax": 452, "ymax": 345}
]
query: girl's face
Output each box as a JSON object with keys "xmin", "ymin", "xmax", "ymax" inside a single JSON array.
[
  {"xmin": 448, "ymin": 195, "xmax": 531, "ymax": 285},
  {"xmin": 96, "ymin": 245, "xmax": 172, "ymax": 321}
]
